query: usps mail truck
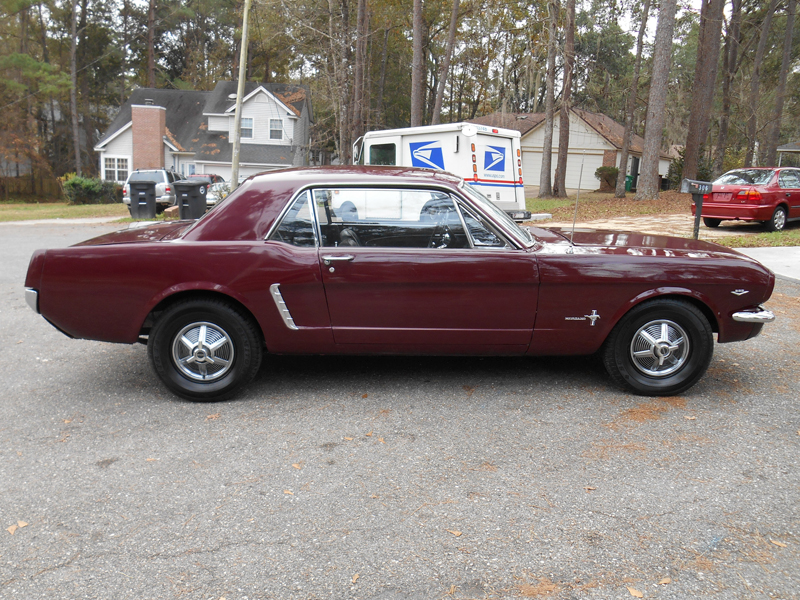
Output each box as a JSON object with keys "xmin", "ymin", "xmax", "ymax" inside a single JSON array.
[{"xmin": 353, "ymin": 123, "xmax": 530, "ymax": 220}]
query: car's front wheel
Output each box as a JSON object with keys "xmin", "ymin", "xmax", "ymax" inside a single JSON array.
[
  {"xmin": 703, "ymin": 217, "xmax": 721, "ymax": 228},
  {"xmin": 766, "ymin": 206, "xmax": 787, "ymax": 232},
  {"xmin": 602, "ymin": 299, "xmax": 713, "ymax": 396},
  {"xmin": 148, "ymin": 298, "xmax": 263, "ymax": 401}
]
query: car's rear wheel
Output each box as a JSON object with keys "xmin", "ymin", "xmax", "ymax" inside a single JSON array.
[
  {"xmin": 602, "ymin": 299, "xmax": 713, "ymax": 396},
  {"xmin": 148, "ymin": 298, "xmax": 262, "ymax": 401},
  {"xmin": 703, "ymin": 217, "xmax": 721, "ymax": 228},
  {"xmin": 765, "ymin": 206, "xmax": 787, "ymax": 232}
]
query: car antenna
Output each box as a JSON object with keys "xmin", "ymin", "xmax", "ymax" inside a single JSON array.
[{"xmin": 569, "ymin": 149, "xmax": 587, "ymax": 250}]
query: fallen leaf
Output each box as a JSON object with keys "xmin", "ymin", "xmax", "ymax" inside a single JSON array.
[
  {"xmin": 352, "ymin": 573, "xmax": 360, "ymax": 584},
  {"xmin": 446, "ymin": 529, "xmax": 462, "ymax": 537},
  {"xmin": 206, "ymin": 413, "xmax": 220, "ymax": 420},
  {"xmin": 627, "ymin": 587, "xmax": 643, "ymax": 598},
  {"xmin": 292, "ymin": 463, "xmax": 302, "ymax": 469},
  {"xmin": 366, "ymin": 431, "xmax": 373, "ymax": 437},
  {"xmin": 684, "ymin": 416, "xmax": 696, "ymax": 420},
  {"xmin": 284, "ymin": 490, "xmax": 294, "ymax": 495},
  {"xmin": 584, "ymin": 486, "xmax": 596, "ymax": 492},
  {"xmin": 771, "ymin": 539, "xmax": 787, "ymax": 548},
  {"xmin": 378, "ymin": 437, "xmax": 385, "ymax": 444},
  {"xmin": 63, "ymin": 418, "xmax": 73, "ymax": 424},
  {"xmin": 344, "ymin": 437, "xmax": 354, "ymax": 441},
  {"xmin": 7, "ymin": 525, "xmax": 17, "ymax": 535},
  {"xmin": 362, "ymin": 393, "xmax": 368, "ymax": 398},
  {"xmin": 146, "ymin": 458, "xmax": 157, "ymax": 462},
  {"xmin": 17, "ymin": 521, "xmax": 28, "ymax": 528},
  {"xmin": 449, "ymin": 584, "xmax": 456, "ymax": 594},
  {"xmin": 659, "ymin": 577, "xmax": 671, "ymax": 585}
]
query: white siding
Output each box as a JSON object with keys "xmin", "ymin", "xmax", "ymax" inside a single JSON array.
[
  {"xmin": 208, "ymin": 115, "xmax": 228, "ymax": 131},
  {"xmin": 104, "ymin": 128, "xmax": 133, "ymax": 156},
  {"xmin": 232, "ymin": 90, "xmax": 296, "ymax": 146}
]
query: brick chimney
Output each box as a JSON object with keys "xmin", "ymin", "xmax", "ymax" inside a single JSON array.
[{"xmin": 131, "ymin": 102, "xmax": 166, "ymax": 170}]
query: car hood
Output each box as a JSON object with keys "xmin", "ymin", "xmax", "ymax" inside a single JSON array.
[
  {"xmin": 72, "ymin": 221, "xmax": 194, "ymax": 246},
  {"xmin": 544, "ymin": 226, "xmax": 750, "ymax": 259}
]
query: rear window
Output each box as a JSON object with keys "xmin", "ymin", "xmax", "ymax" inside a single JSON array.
[
  {"xmin": 128, "ymin": 171, "xmax": 166, "ymax": 183},
  {"xmin": 713, "ymin": 169, "xmax": 774, "ymax": 186}
]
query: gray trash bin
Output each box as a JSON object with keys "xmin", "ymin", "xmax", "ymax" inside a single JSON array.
[
  {"xmin": 129, "ymin": 181, "xmax": 157, "ymax": 219},
  {"xmin": 174, "ymin": 180, "xmax": 208, "ymax": 220}
]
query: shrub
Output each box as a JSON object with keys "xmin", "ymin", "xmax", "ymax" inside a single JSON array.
[
  {"xmin": 594, "ymin": 166, "xmax": 618, "ymax": 191},
  {"xmin": 62, "ymin": 176, "xmax": 122, "ymax": 205},
  {"xmin": 668, "ymin": 147, "xmax": 713, "ymax": 189}
]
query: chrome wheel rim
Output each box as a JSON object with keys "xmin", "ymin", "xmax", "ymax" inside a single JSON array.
[
  {"xmin": 774, "ymin": 209, "xmax": 786, "ymax": 230},
  {"xmin": 172, "ymin": 321, "xmax": 234, "ymax": 382},
  {"xmin": 630, "ymin": 319, "xmax": 689, "ymax": 377}
]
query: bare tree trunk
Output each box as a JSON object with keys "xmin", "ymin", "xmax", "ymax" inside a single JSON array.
[
  {"xmin": 376, "ymin": 27, "xmax": 389, "ymax": 125},
  {"xmin": 765, "ymin": 0, "xmax": 796, "ymax": 165},
  {"xmin": 553, "ymin": 0, "xmax": 575, "ymax": 198},
  {"xmin": 538, "ymin": 0, "xmax": 558, "ymax": 198},
  {"xmin": 410, "ymin": 0, "xmax": 424, "ymax": 127},
  {"xmin": 744, "ymin": 0, "xmax": 778, "ymax": 167},
  {"xmin": 70, "ymin": 0, "xmax": 82, "ymax": 175},
  {"xmin": 635, "ymin": 0, "xmax": 678, "ymax": 200},
  {"xmin": 615, "ymin": 0, "xmax": 650, "ymax": 197},
  {"xmin": 351, "ymin": 0, "xmax": 367, "ymax": 142},
  {"xmin": 431, "ymin": 0, "xmax": 460, "ymax": 125},
  {"xmin": 147, "ymin": 0, "xmax": 156, "ymax": 87},
  {"xmin": 683, "ymin": 0, "xmax": 725, "ymax": 180},
  {"xmin": 712, "ymin": 0, "xmax": 742, "ymax": 177}
]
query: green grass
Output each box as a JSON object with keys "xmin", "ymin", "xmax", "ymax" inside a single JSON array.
[
  {"xmin": 0, "ymin": 202, "xmax": 129, "ymax": 222},
  {"xmin": 715, "ymin": 228, "xmax": 800, "ymax": 248}
]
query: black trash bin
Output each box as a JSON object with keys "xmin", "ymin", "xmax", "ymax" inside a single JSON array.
[
  {"xmin": 174, "ymin": 180, "xmax": 208, "ymax": 220},
  {"xmin": 129, "ymin": 181, "xmax": 157, "ymax": 219}
]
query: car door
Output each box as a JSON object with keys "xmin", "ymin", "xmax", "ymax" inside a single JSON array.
[
  {"xmin": 778, "ymin": 169, "xmax": 800, "ymax": 218},
  {"xmin": 312, "ymin": 186, "xmax": 539, "ymax": 354}
]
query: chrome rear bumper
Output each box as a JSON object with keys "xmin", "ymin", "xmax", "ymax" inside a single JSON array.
[
  {"xmin": 732, "ymin": 307, "xmax": 775, "ymax": 324},
  {"xmin": 25, "ymin": 288, "xmax": 39, "ymax": 314}
]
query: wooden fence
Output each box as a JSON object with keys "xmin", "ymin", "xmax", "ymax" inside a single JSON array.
[{"xmin": 0, "ymin": 174, "xmax": 63, "ymax": 201}]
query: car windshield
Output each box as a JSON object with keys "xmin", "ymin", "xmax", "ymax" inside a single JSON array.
[
  {"xmin": 713, "ymin": 169, "xmax": 774, "ymax": 186},
  {"xmin": 128, "ymin": 171, "xmax": 165, "ymax": 183},
  {"xmin": 459, "ymin": 182, "xmax": 533, "ymax": 245}
]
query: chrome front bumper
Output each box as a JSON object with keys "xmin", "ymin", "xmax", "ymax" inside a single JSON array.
[
  {"xmin": 732, "ymin": 307, "xmax": 775, "ymax": 324},
  {"xmin": 25, "ymin": 288, "xmax": 39, "ymax": 313}
]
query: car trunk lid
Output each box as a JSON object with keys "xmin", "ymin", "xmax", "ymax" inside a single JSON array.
[{"xmin": 72, "ymin": 221, "xmax": 193, "ymax": 247}]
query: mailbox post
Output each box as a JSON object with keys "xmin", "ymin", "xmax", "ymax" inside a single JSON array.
[{"xmin": 681, "ymin": 178, "xmax": 713, "ymax": 240}]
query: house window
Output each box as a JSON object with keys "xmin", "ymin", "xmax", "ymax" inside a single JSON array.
[
  {"xmin": 104, "ymin": 157, "xmax": 128, "ymax": 182},
  {"xmin": 270, "ymin": 119, "xmax": 283, "ymax": 140},
  {"xmin": 241, "ymin": 118, "xmax": 253, "ymax": 139}
]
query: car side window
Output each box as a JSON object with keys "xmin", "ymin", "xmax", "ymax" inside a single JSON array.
[
  {"xmin": 459, "ymin": 204, "xmax": 510, "ymax": 248},
  {"xmin": 779, "ymin": 171, "xmax": 800, "ymax": 189},
  {"xmin": 313, "ymin": 188, "xmax": 468, "ymax": 249},
  {"xmin": 269, "ymin": 192, "xmax": 316, "ymax": 247}
]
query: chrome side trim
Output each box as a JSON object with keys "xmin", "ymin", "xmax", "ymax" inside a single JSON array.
[
  {"xmin": 269, "ymin": 284, "xmax": 299, "ymax": 330},
  {"xmin": 732, "ymin": 308, "xmax": 775, "ymax": 324},
  {"xmin": 25, "ymin": 288, "xmax": 39, "ymax": 314}
]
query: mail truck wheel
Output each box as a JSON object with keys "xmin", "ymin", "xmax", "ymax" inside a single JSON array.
[
  {"xmin": 602, "ymin": 299, "xmax": 713, "ymax": 396},
  {"xmin": 149, "ymin": 298, "xmax": 262, "ymax": 401}
]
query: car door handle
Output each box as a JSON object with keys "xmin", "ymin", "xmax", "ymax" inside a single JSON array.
[{"xmin": 321, "ymin": 254, "xmax": 355, "ymax": 265}]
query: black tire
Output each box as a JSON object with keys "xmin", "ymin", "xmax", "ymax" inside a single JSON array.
[
  {"xmin": 703, "ymin": 217, "xmax": 721, "ymax": 228},
  {"xmin": 765, "ymin": 206, "xmax": 787, "ymax": 232},
  {"xmin": 602, "ymin": 299, "xmax": 713, "ymax": 396},
  {"xmin": 148, "ymin": 298, "xmax": 263, "ymax": 401}
]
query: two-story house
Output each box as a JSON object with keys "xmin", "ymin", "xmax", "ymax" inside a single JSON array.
[{"xmin": 94, "ymin": 81, "xmax": 314, "ymax": 182}]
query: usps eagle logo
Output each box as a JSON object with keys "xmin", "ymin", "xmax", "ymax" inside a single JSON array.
[
  {"xmin": 484, "ymin": 146, "xmax": 506, "ymax": 172},
  {"xmin": 409, "ymin": 141, "xmax": 445, "ymax": 170}
]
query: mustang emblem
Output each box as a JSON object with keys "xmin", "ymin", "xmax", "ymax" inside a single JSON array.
[
  {"xmin": 732, "ymin": 289, "xmax": 749, "ymax": 296},
  {"xmin": 565, "ymin": 310, "xmax": 601, "ymax": 326}
]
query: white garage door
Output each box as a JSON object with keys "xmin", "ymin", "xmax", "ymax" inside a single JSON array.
[{"xmin": 521, "ymin": 150, "xmax": 604, "ymax": 191}]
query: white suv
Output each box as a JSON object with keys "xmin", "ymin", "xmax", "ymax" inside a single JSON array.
[{"xmin": 122, "ymin": 169, "xmax": 185, "ymax": 214}]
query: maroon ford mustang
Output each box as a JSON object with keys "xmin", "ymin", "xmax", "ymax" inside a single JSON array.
[{"xmin": 25, "ymin": 166, "xmax": 775, "ymax": 401}]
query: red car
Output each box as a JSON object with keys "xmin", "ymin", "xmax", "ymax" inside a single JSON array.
[
  {"xmin": 693, "ymin": 167, "xmax": 800, "ymax": 231},
  {"xmin": 25, "ymin": 166, "xmax": 775, "ymax": 401}
]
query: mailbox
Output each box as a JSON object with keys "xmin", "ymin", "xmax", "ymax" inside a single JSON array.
[{"xmin": 680, "ymin": 178, "xmax": 712, "ymax": 195}]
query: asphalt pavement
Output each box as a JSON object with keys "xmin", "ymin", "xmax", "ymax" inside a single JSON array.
[{"xmin": 1, "ymin": 221, "xmax": 798, "ymax": 600}]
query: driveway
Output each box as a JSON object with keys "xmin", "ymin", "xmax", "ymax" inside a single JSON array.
[{"xmin": 2, "ymin": 221, "xmax": 798, "ymax": 599}]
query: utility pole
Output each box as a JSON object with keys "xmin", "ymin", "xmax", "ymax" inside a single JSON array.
[{"xmin": 230, "ymin": 0, "xmax": 252, "ymax": 191}]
